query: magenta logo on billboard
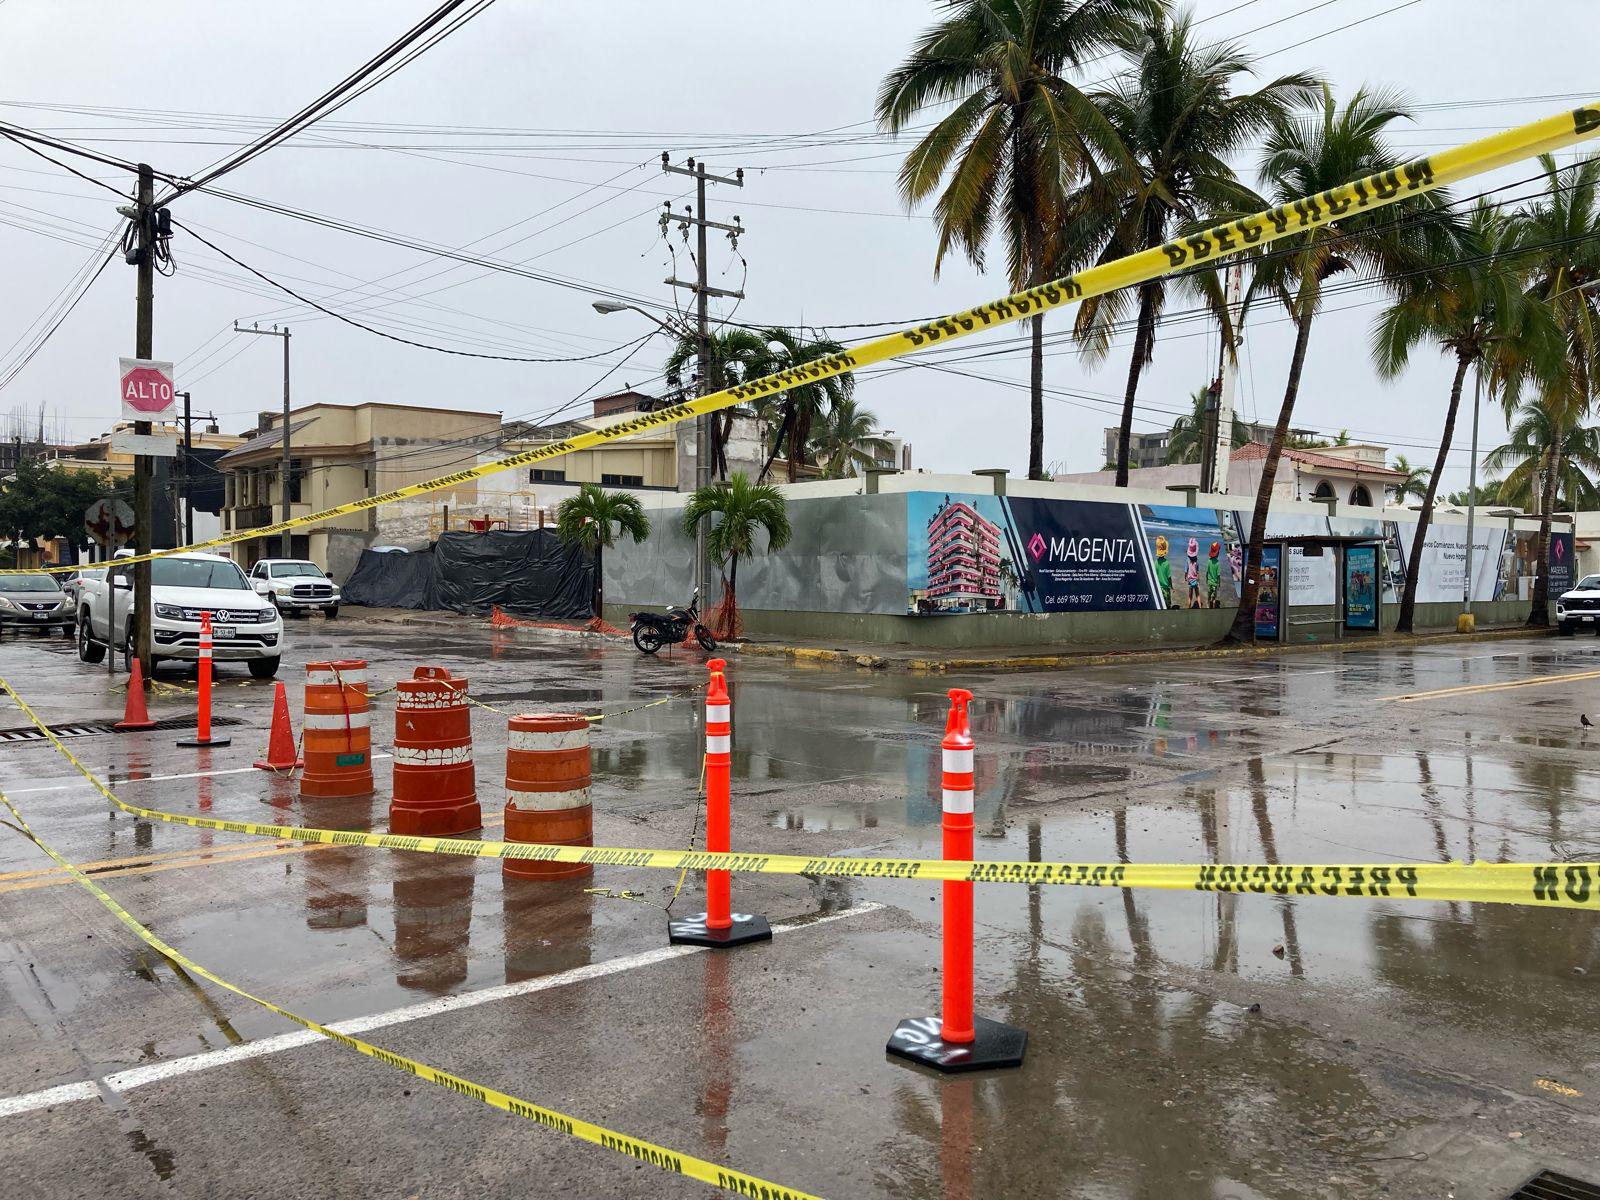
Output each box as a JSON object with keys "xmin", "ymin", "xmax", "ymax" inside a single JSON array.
[
  {"xmin": 1027, "ymin": 532, "xmax": 1047, "ymax": 561},
  {"xmin": 1555, "ymin": 537, "xmax": 1566, "ymax": 562}
]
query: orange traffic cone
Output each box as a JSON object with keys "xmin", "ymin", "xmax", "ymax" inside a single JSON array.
[
  {"xmin": 254, "ymin": 681, "xmax": 302, "ymax": 771},
  {"xmin": 114, "ymin": 658, "xmax": 158, "ymax": 732}
]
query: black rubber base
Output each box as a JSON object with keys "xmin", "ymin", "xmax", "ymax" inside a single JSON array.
[
  {"xmin": 176, "ymin": 734, "xmax": 232, "ymax": 748},
  {"xmin": 667, "ymin": 912, "xmax": 772, "ymax": 949},
  {"xmin": 886, "ymin": 1015, "xmax": 1028, "ymax": 1073}
]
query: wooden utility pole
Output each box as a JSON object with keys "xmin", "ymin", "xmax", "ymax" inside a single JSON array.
[
  {"xmin": 660, "ymin": 154, "xmax": 743, "ymax": 602},
  {"xmin": 132, "ymin": 163, "xmax": 155, "ymax": 679}
]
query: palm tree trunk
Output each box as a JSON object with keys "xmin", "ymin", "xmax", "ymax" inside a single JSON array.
[
  {"xmin": 1396, "ymin": 352, "xmax": 1471, "ymax": 634},
  {"xmin": 788, "ymin": 407, "xmax": 814, "ymax": 483},
  {"xmin": 593, "ymin": 542, "xmax": 604, "ymax": 620},
  {"xmin": 1114, "ymin": 284, "xmax": 1159, "ymax": 487},
  {"xmin": 1224, "ymin": 309, "xmax": 1316, "ymax": 644},
  {"xmin": 1529, "ymin": 447, "xmax": 1560, "ymax": 627},
  {"xmin": 758, "ymin": 402, "xmax": 794, "ymax": 484},
  {"xmin": 1027, "ymin": 313, "xmax": 1045, "ymax": 479}
]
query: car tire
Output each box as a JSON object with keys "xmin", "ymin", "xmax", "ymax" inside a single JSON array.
[
  {"xmin": 1559, "ymin": 621, "xmax": 1576, "ymax": 636},
  {"xmin": 248, "ymin": 656, "xmax": 280, "ymax": 680},
  {"xmin": 77, "ymin": 615, "xmax": 105, "ymax": 664},
  {"xmin": 323, "ymin": 605, "xmax": 339, "ymax": 619}
]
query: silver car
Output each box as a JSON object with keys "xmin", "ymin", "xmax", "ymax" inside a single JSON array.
[{"xmin": 0, "ymin": 572, "xmax": 73, "ymax": 637}]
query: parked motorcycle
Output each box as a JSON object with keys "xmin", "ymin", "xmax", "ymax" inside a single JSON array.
[{"xmin": 630, "ymin": 589, "xmax": 716, "ymax": 655}]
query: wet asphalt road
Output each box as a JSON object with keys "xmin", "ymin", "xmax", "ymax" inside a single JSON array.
[{"xmin": 1, "ymin": 615, "xmax": 1598, "ymax": 1199}]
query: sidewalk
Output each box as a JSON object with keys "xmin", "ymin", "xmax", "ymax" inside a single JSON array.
[
  {"xmin": 338, "ymin": 605, "xmax": 1553, "ymax": 674},
  {"xmin": 732, "ymin": 621, "xmax": 1553, "ymax": 673}
]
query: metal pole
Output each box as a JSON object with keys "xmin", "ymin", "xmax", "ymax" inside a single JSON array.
[
  {"xmin": 280, "ymin": 327, "xmax": 292, "ymax": 558},
  {"xmin": 132, "ymin": 163, "xmax": 154, "ymax": 680},
  {"xmin": 694, "ymin": 161, "xmax": 711, "ymax": 603},
  {"xmin": 1463, "ymin": 365, "xmax": 1483, "ymax": 616},
  {"xmin": 180, "ymin": 390, "xmax": 194, "ymax": 545}
]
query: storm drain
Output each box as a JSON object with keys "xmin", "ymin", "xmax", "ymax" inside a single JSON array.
[
  {"xmin": 0, "ymin": 715, "xmax": 244, "ymax": 742},
  {"xmin": 1509, "ymin": 1170, "xmax": 1600, "ymax": 1199},
  {"xmin": 0, "ymin": 723, "xmax": 107, "ymax": 743}
]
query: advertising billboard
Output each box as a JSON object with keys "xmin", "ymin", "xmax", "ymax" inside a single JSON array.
[{"xmin": 1345, "ymin": 544, "xmax": 1378, "ymax": 629}]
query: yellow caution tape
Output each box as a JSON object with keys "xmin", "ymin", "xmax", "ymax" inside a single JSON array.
[
  {"xmin": 4, "ymin": 676, "xmax": 1596, "ymax": 910},
  {"xmin": 8, "ymin": 101, "xmax": 1596, "ymax": 577},
  {"xmin": 0, "ymin": 787, "xmax": 819, "ymax": 1200}
]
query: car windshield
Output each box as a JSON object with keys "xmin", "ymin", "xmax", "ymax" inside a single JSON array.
[
  {"xmin": 149, "ymin": 559, "xmax": 249, "ymax": 591},
  {"xmin": 271, "ymin": 563, "xmax": 325, "ymax": 578},
  {"xmin": 3, "ymin": 574, "xmax": 60, "ymax": 593},
  {"xmin": 1576, "ymin": 576, "xmax": 1600, "ymax": 591}
]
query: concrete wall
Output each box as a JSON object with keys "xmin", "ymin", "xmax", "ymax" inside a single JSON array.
[{"xmin": 600, "ymin": 472, "xmax": 1543, "ymax": 649}]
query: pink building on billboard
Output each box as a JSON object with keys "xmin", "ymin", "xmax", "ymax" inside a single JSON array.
[{"xmin": 927, "ymin": 499, "xmax": 1002, "ymax": 610}]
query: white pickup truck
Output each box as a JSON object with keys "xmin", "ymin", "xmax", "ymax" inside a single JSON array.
[{"xmin": 76, "ymin": 552, "xmax": 285, "ymax": 678}]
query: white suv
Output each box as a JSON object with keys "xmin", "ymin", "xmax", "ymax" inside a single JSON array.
[
  {"xmin": 1556, "ymin": 573, "xmax": 1600, "ymax": 636},
  {"xmin": 77, "ymin": 552, "xmax": 284, "ymax": 678},
  {"xmin": 249, "ymin": 559, "xmax": 341, "ymax": 618}
]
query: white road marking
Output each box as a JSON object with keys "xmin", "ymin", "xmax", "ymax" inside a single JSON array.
[
  {"xmin": 1, "ymin": 754, "xmax": 394, "ymax": 796},
  {"xmin": 0, "ymin": 902, "xmax": 882, "ymax": 1119}
]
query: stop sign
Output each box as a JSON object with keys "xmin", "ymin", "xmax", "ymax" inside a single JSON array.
[{"xmin": 119, "ymin": 357, "xmax": 176, "ymax": 420}]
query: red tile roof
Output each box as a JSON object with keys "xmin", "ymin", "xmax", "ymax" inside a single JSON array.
[{"xmin": 1231, "ymin": 441, "xmax": 1406, "ymax": 477}]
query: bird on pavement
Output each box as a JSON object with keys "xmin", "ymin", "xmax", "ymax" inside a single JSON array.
[{"xmin": 1582, "ymin": 713, "xmax": 1594, "ymax": 729}]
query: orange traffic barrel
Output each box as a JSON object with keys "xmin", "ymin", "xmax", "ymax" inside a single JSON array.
[
  {"xmin": 503, "ymin": 713, "xmax": 592, "ymax": 881},
  {"xmin": 389, "ymin": 666, "xmax": 481, "ymax": 836},
  {"xmin": 299, "ymin": 659, "xmax": 374, "ymax": 799}
]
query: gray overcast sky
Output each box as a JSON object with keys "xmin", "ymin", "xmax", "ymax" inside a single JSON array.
[{"xmin": 1, "ymin": 0, "xmax": 1596, "ymax": 494}]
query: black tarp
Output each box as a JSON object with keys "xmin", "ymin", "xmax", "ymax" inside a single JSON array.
[
  {"xmin": 342, "ymin": 545, "xmax": 439, "ymax": 610},
  {"xmin": 342, "ymin": 530, "xmax": 592, "ymax": 619}
]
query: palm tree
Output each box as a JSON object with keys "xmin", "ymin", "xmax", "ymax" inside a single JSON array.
[
  {"xmin": 1507, "ymin": 153, "xmax": 1600, "ymax": 624},
  {"xmin": 664, "ymin": 328, "xmax": 779, "ymax": 479},
  {"xmin": 754, "ymin": 329, "xmax": 857, "ymax": 483},
  {"xmin": 1164, "ymin": 384, "xmax": 1247, "ymax": 464},
  {"xmin": 810, "ymin": 396, "xmax": 893, "ymax": 478},
  {"xmin": 680, "ymin": 473, "xmax": 792, "ymax": 639},
  {"xmin": 1224, "ymin": 84, "xmax": 1448, "ymax": 642},
  {"xmin": 876, "ymin": 0, "xmax": 1154, "ymax": 480},
  {"xmin": 1372, "ymin": 202, "xmax": 1561, "ymax": 631},
  {"xmin": 1486, "ymin": 401, "xmax": 1600, "ymax": 515},
  {"xmin": 553, "ymin": 484, "xmax": 651, "ymax": 620},
  {"xmin": 1066, "ymin": 9, "xmax": 1318, "ymax": 484},
  {"xmin": 1388, "ymin": 455, "xmax": 1432, "ymax": 504}
]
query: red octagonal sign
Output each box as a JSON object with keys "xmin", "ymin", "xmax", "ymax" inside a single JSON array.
[{"xmin": 119, "ymin": 357, "xmax": 176, "ymax": 420}]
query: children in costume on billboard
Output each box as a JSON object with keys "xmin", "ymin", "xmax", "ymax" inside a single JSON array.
[
  {"xmin": 1154, "ymin": 535, "xmax": 1173, "ymax": 607},
  {"xmin": 1185, "ymin": 537, "xmax": 1200, "ymax": 606},
  {"xmin": 1206, "ymin": 541, "xmax": 1222, "ymax": 608}
]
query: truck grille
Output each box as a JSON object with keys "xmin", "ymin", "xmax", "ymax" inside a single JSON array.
[
  {"xmin": 1563, "ymin": 596, "xmax": 1600, "ymax": 612},
  {"xmin": 290, "ymin": 583, "xmax": 334, "ymax": 599}
]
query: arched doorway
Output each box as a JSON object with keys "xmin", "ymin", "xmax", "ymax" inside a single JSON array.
[
  {"xmin": 1349, "ymin": 484, "xmax": 1373, "ymax": 507},
  {"xmin": 1311, "ymin": 481, "xmax": 1335, "ymax": 501}
]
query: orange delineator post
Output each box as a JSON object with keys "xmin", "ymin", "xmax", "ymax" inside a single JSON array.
[
  {"xmin": 299, "ymin": 659, "xmax": 374, "ymax": 800},
  {"xmin": 177, "ymin": 612, "xmax": 231, "ymax": 748},
  {"xmin": 254, "ymin": 681, "xmax": 302, "ymax": 771},
  {"xmin": 940, "ymin": 688, "xmax": 975, "ymax": 1044},
  {"xmin": 667, "ymin": 658, "xmax": 769, "ymax": 948},
  {"xmin": 886, "ymin": 687, "xmax": 1026, "ymax": 1073},
  {"xmin": 114, "ymin": 657, "xmax": 157, "ymax": 732},
  {"xmin": 389, "ymin": 666, "xmax": 480, "ymax": 836}
]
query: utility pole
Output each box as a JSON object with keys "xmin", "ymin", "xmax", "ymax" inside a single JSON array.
[
  {"xmin": 660, "ymin": 153, "xmax": 743, "ymax": 603},
  {"xmin": 234, "ymin": 323, "xmax": 293, "ymax": 557},
  {"xmin": 131, "ymin": 163, "xmax": 155, "ymax": 680},
  {"xmin": 179, "ymin": 390, "xmax": 193, "ymax": 546}
]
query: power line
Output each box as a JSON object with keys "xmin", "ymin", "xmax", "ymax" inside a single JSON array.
[{"xmin": 162, "ymin": 0, "xmax": 498, "ymax": 200}]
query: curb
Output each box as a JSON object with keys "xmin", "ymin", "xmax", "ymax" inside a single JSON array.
[{"xmin": 733, "ymin": 624, "xmax": 1552, "ymax": 675}]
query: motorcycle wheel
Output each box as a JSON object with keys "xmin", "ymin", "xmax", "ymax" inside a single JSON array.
[
  {"xmin": 695, "ymin": 625, "xmax": 717, "ymax": 652},
  {"xmin": 633, "ymin": 626, "xmax": 665, "ymax": 655}
]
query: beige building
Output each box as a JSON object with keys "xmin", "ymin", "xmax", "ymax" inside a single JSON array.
[{"xmin": 218, "ymin": 402, "xmax": 504, "ymax": 574}]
